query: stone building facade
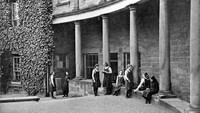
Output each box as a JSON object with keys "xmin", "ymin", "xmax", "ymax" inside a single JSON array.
[{"xmin": 52, "ymin": 0, "xmax": 199, "ymax": 112}]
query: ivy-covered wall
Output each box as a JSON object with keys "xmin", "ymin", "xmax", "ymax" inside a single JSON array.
[{"xmin": 0, "ymin": 0, "xmax": 53, "ymax": 95}]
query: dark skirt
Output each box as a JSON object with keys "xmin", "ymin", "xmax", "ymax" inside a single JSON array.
[
  {"xmin": 50, "ymin": 84, "xmax": 56, "ymax": 92},
  {"xmin": 125, "ymin": 80, "xmax": 133, "ymax": 90},
  {"xmin": 103, "ymin": 75, "xmax": 112, "ymax": 87},
  {"xmin": 63, "ymin": 81, "xmax": 69, "ymax": 92},
  {"xmin": 92, "ymin": 79, "xmax": 101, "ymax": 88}
]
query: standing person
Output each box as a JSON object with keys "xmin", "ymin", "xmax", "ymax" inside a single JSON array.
[
  {"xmin": 102, "ymin": 62, "xmax": 113, "ymax": 95},
  {"xmin": 124, "ymin": 65, "xmax": 133, "ymax": 98},
  {"xmin": 92, "ymin": 64, "xmax": 101, "ymax": 96},
  {"xmin": 134, "ymin": 72, "xmax": 150, "ymax": 92},
  {"xmin": 50, "ymin": 72, "xmax": 56, "ymax": 99},
  {"xmin": 142, "ymin": 76, "xmax": 159, "ymax": 104},
  {"xmin": 63, "ymin": 71, "xmax": 70, "ymax": 97},
  {"xmin": 113, "ymin": 70, "xmax": 125, "ymax": 96}
]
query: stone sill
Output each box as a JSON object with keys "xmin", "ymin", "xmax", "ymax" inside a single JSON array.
[{"xmin": 10, "ymin": 82, "xmax": 22, "ymax": 87}]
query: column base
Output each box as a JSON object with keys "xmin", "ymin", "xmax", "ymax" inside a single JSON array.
[
  {"xmin": 74, "ymin": 76, "xmax": 83, "ymax": 80},
  {"xmin": 158, "ymin": 90, "xmax": 177, "ymax": 99},
  {"xmin": 45, "ymin": 92, "xmax": 50, "ymax": 97},
  {"xmin": 186, "ymin": 106, "xmax": 200, "ymax": 113}
]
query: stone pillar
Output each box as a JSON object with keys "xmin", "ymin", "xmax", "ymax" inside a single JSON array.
[
  {"xmin": 159, "ymin": 0, "xmax": 171, "ymax": 95},
  {"xmin": 75, "ymin": 21, "xmax": 82, "ymax": 79},
  {"xmin": 102, "ymin": 15, "xmax": 110, "ymax": 64},
  {"xmin": 73, "ymin": 0, "xmax": 79, "ymax": 11},
  {"xmin": 186, "ymin": 1, "xmax": 200, "ymax": 113},
  {"xmin": 129, "ymin": 6, "xmax": 139, "ymax": 85}
]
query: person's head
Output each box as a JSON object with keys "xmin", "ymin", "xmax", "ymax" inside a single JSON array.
[
  {"xmin": 150, "ymin": 76, "xmax": 156, "ymax": 82},
  {"xmin": 95, "ymin": 64, "xmax": 99, "ymax": 69},
  {"xmin": 127, "ymin": 64, "xmax": 132, "ymax": 70},
  {"xmin": 66, "ymin": 71, "xmax": 69, "ymax": 76},
  {"xmin": 51, "ymin": 72, "xmax": 55, "ymax": 76},
  {"xmin": 104, "ymin": 62, "xmax": 109, "ymax": 67},
  {"xmin": 142, "ymin": 72, "xmax": 149, "ymax": 80},
  {"xmin": 119, "ymin": 70, "xmax": 123, "ymax": 75}
]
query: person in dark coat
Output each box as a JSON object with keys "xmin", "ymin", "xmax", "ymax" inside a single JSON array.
[
  {"xmin": 102, "ymin": 62, "xmax": 113, "ymax": 95},
  {"xmin": 112, "ymin": 70, "xmax": 125, "ymax": 96},
  {"xmin": 92, "ymin": 64, "xmax": 101, "ymax": 96},
  {"xmin": 124, "ymin": 65, "xmax": 133, "ymax": 98},
  {"xmin": 63, "ymin": 71, "xmax": 70, "ymax": 97},
  {"xmin": 50, "ymin": 72, "xmax": 56, "ymax": 99},
  {"xmin": 143, "ymin": 76, "xmax": 159, "ymax": 104},
  {"xmin": 134, "ymin": 72, "xmax": 150, "ymax": 92}
]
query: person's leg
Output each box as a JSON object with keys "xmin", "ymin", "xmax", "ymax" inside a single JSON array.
[
  {"xmin": 51, "ymin": 92, "xmax": 55, "ymax": 99},
  {"xmin": 66, "ymin": 85, "xmax": 69, "ymax": 97},
  {"xmin": 63, "ymin": 90, "xmax": 66, "ymax": 97},
  {"xmin": 94, "ymin": 87, "xmax": 97, "ymax": 96},
  {"xmin": 125, "ymin": 90, "xmax": 129, "ymax": 98}
]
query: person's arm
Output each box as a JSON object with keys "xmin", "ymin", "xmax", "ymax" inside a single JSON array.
[
  {"xmin": 124, "ymin": 70, "xmax": 130, "ymax": 82},
  {"xmin": 116, "ymin": 76, "xmax": 119, "ymax": 86},
  {"xmin": 134, "ymin": 78, "xmax": 145, "ymax": 92},
  {"xmin": 108, "ymin": 67, "xmax": 112, "ymax": 74},
  {"xmin": 92, "ymin": 69, "xmax": 96, "ymax": 82},
  {"xmin": 51, "ymin": 76, "xmax": 55, "ymax": 86}
]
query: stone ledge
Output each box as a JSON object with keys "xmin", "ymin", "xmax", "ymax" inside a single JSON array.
[
  {"xmin": 132, "ymin": 90, "xmax": 189, "ymax": 113},
  {"xmin": 69, "ymin": 79, "xmax": 189, "ymax": 113},
  {"xmin": 0, "ymin": 96, "xmax": 40, "ymax": 103}
]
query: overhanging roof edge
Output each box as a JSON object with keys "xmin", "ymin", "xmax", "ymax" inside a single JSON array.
[{"xmin": 52, "ymin": 0, "xmax": 142, "ymax": 24}]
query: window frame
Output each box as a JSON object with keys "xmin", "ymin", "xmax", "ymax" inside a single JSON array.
[
  {"xmin": 124, "ymin": 52, "xmax": 130, "ymax": 71},
  {"xmin": 12, "ymin": 56, "xmax": 21, "ymax": 82},
  {"xmin": 84, "ymin": 53, "xmax": 98, "ymax": 79}
]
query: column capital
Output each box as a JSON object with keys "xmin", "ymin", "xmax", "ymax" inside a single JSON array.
[
  {"xmin": 129, "ymin": 5, "xmax": 137, "ymax": 11},
  {"xmin": 101, "ymin": 14, "xmax": 109, "ymax": 19},
  {"xmin": 74, "ymin": 21, "xmax": 81, "ymax": 25}
]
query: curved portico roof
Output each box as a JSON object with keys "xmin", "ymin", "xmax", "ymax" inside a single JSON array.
[{"xmin": 53, "ymin": 0, "xmax": 147, "ymax": 24}]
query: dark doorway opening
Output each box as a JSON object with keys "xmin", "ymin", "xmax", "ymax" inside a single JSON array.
[{"xmin": 110, "ymin": 53, "xmax": 118, "ymax": 83}]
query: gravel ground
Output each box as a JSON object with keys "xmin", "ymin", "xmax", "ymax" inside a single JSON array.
[{"xmin": 0, "ymin": 95, "xmax": 175, "ymax": 113}]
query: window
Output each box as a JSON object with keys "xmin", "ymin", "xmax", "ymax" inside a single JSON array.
[
  {"xmin": 124, "ymin": 52, "xmax": 141, "ymax": 71},
  {"xmin": 84, "ymin": 54, "xmax": 98, "ymax": 79},
  {"xmin": 11, "ymin": 0, "xmax": 19, "ymax": 26},
  {"xmin": 55, "ymin": 54, "xmax": 69, "ymax": 69},
  {"xmin": 13, "ymin": 56, "xmax": 21, "ymax": 82},
  {"xmin": 124, "ymin": 52, "xmax": 130, "ymax": 70}
]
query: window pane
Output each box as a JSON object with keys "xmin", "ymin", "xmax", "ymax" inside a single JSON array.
[
  {"xmin": 13, "ymin": 57, "xmax": 21, "ymax": 81},
  {"xmin": 110, "ymin": 53, "xmax": 118, "ymax": 60},
  {"xmin": 85, "ymin": 54, "xmax": 98, "ymax": 79}
]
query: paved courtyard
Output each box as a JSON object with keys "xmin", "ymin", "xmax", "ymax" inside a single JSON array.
[{"xmin": 0, "ymin": 95, "xmax": 175, "ymax": 113}]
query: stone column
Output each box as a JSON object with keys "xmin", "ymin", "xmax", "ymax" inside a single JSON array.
[
  {"xmin": 186, "ymin": 1, "xmax": 200, "ymax": 113},
  {"xmin": 129, "ymin": 6, "xmax": 139, "ymax": 85},
  {"xmin": 102, "ymin": 15, "xmax": 110, "ymax": 64},
  {"xmin": 73, "ymin": 0, "xmax": 79, "ymax": 11},
  {"xmin": 75, "ymin": 21, "xmax": 82, "ymax": 79},
  {"xmin": 159, "ymin": 0, "xmax": 172, "ymax": 95}
]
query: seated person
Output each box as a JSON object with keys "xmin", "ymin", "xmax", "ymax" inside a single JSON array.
[
  {"xmin": 112, "ymin": 71, "xmax": 125, "ymax": 96},
  {"xmin": 142, "ymin": 76, "xmax": 159, "ymax": 104},
  {"xmin": 134, "ymin": 72, "xmax": 150, "ymax": 92}
]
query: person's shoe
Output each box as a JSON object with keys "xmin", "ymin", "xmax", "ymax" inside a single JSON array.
[
  {"xmin": 52, "ymin": 97, "xmax": 56, "ymax": 99},
  {"xmin": 65, "ymin": 95, "xmax": 68, "ymax": 97},
  {"xmin": 63, "ymin": 95, "xmax": 65, "ymax": 97}
]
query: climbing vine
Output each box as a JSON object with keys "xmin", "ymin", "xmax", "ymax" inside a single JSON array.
[{"xmin": 0, "ymin": 0, "xmax": 53, "ymax": 95}]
